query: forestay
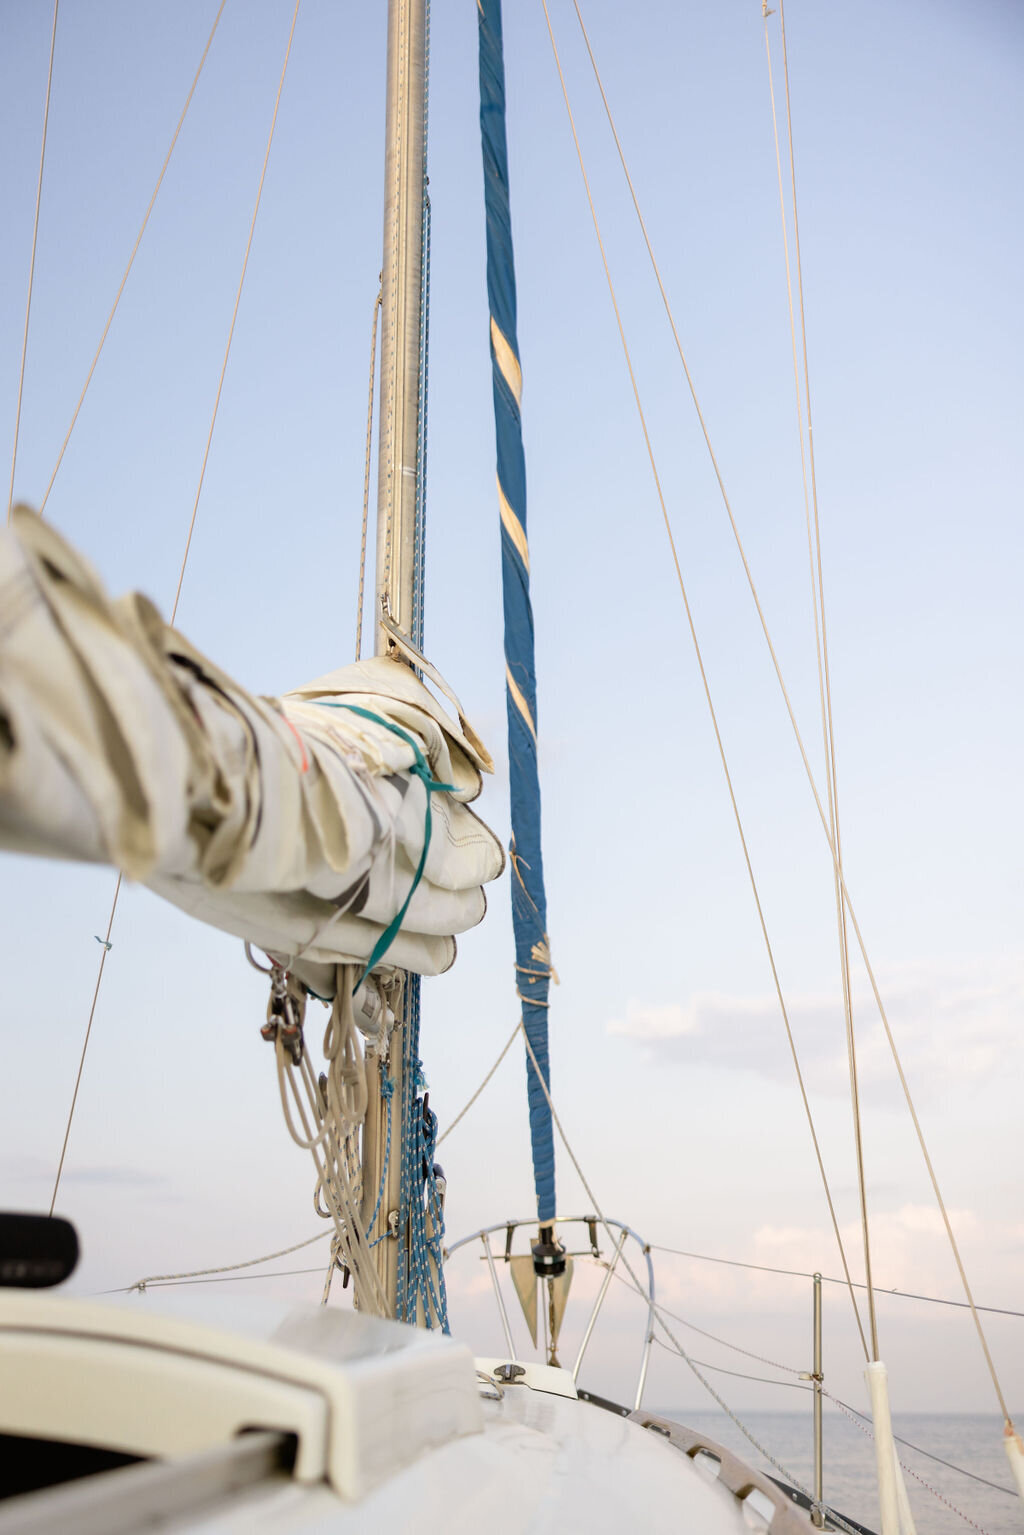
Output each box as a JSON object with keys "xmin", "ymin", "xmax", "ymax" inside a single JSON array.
[
  {"xmin": 479, "ymin": 0, "xmax": 557, "ymax": 1225},
  {"xmin": 0, "ymin": 507, "xmax": 503, "ymax": 996}
]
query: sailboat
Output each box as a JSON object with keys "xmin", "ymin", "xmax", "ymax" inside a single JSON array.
[{"xmin": 1, "ymin": 2, "xmax": 1021, "ymax": 1531}]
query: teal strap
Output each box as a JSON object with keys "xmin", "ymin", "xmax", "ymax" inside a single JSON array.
[{"xmin": 313, "ymin": 702, "xmax": 456, "ymax": 989}]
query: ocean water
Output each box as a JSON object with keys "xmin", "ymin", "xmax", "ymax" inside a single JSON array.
[{"xmin": 660, "ymin": 1410, "xmax": 1018, "ymax": 1534}]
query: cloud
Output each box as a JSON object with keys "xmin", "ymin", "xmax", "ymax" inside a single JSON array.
[
  {"xmin": 607, "ymin": 962, "xmax": 1023, "ymax": 1102},
  {"xmin": 61, "ymin": 1166, "xmax": 169, "ymax": 1188},
  {"xmin": 443, "ymin": 1264, "xmax": 500, "ymax": 1302},
  {"xmin": 8, "ymin": 1156, "xmax": 168, "ymax": 1190},
  {"xmin": 650, "ymin": 1202, "xmax": 1024, "ymax": 1326},
  {"xmin": 747, "ymin": 1203, "xmax": 1008, "ymax": 1308}
]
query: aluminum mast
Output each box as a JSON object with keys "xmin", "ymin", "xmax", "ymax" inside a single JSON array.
[
  {"xmin": 375, "ymin": 0, "xmax": 426, "ymax": 653},
  {"xmin": 362, "ymin": 0, "xmax": 428, "ymax": 1314}
]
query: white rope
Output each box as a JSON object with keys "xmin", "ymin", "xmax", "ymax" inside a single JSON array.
[
  {"xmin": 128, "ymin": 1229, "xmax": 331, "ymax": 1291},
  {"xmin": 321, "ymin": 1233, "xmax": 344, "ymax": 1306},
  {"xmin": 7, "ymin": 0, "xmax": 59, "ymax": 522},
  {"xmin": 271, "ymin": 968, "xmax": 389, "ymax": 1318},
  {"xmin": 436, "ymin": 1018, "xmax": 521, "ymax": 1147},
  {"xmin": 355, "ymin": 287, "xmax": 382, "ymax": 660},
  {"xmin": 278, "ymin": 1042, "xmax": 385, "ymax": 1317}
]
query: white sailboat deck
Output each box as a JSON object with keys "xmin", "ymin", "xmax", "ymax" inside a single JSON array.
[{"xmin": 0, "ymin": 1291, "xmax": 814, "ymax": 1533}]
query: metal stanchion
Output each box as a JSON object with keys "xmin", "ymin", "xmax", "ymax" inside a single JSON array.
[{"xmin": 812, "ymin": 1271, "xmax": 824, "ymax": 1527}]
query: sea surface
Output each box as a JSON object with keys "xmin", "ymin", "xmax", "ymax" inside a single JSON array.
[{"xmin": 659, "ymin": 1410, "xmax": 1017, "ymax": 1534}]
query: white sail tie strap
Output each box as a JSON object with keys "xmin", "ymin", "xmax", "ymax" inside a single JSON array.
[{"xmin": 376, "ymin": 602, "xmax": 494, "ymax": 773}]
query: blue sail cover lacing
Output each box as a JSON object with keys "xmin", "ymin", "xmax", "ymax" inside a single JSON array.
[
  {"xmin": 395, "ymin": 981, "xmax": 448, "ymax": 1331},
  {"xmin": 478, "ymin": 0, "xmax": 557, "ymax": 1223}
]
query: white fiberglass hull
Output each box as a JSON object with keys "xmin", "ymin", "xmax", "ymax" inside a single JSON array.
[{"xmin": 0, "ymin": 1290, "xmax": 819, "ymax": 1534}]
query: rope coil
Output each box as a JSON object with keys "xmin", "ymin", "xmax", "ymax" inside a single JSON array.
[{"xmin": 266, "ymin": 961, "xmax": 388, "ymax": 1318}]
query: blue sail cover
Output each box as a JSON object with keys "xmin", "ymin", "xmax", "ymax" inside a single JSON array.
[{"xmin": 478, "ymin": 0, "xmax": 556, "ymax": 1223}]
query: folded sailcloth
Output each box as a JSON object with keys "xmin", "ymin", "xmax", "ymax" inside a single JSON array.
[{"xmin": 0, "ymin": 506, "xmax": 504, "ymax": 996}]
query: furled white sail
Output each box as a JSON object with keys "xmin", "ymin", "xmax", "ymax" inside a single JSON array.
[{"xmin": 0, "ymin": 507, "xmax": 504, "ymax": 994}]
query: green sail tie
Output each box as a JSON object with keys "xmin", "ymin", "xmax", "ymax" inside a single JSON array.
[{"xmin": 313, "ymin": 702, "xmax": 456, "ymax": 989}]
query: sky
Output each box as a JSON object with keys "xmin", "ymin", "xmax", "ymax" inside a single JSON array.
[{"xmin": 0, "ymin": 0, "xmax": 1022, "ymax": 1444}]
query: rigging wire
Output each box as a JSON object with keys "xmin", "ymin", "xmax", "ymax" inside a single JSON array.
[
  {"xmin": 761, "ymin": 2, "xmax": 877, "ymax": 1363},
  {"xmin": 48, "ymin": 875, "xmax": 120, "ymax": 1217},
  {"xmin": 101, "ymin": 1264, "xmax": 326, "ymax": 1294},
  {"xmin": 36, "ymin": 0, "xmax": 229, "ymax": 520},
  {"xmin": 774, "ymin": 0, "xmax": 847, "ymax": 963},
  {"xmin": 111, "ymin": 1247, "xmax": 1013, "ymax": 1511},
  {"xmin": 435, "ymin": 1017, "xmax": 522, "ymax": 1147},
  {"xmin": 355, "ymin": 286, "xmax": 383, "ymax": 660},
  {"xmin": 108, "ymin": 1224, "xmax": 1024, "ymax": 1318},
  {"xmin": 170, "ymin": 0, "xmax": 302, "ymax": 624},
  {"xmin": 826, "ymin": 1392, "xmax": 1016, "ymax": 1503},
  {"xmin": 650, "ymin": 1341, "xmax": 998, "ymax": 1533},
  {"xmin": 7, "ymin": 0, "xmax": 59, "ymax": 523},
  {"xmin": 650, "ymin": 1336, "xmax": 810, "ymax": 1394},
  {"xmin": 649, "ymin": 1244, "xmax": 1024, "ymax": 1320},
  {"xmin": 520, "ymin": 1015, "xmax": 981, "ymax": 1534},
  {"xmin": 604, "ymin": 1263, "xmax": 803, "ymax": 1378},
  {"xmin": 827, "ymin": 1392, "xmax": 996, "ymax": 1533},
  {"xmin": 47, "ymin": 0, "xmax": 301, "ymax": 1212},
  {"xmin": 616, "ymin": 1269, "xmax": 1015, "ymax": 1517},
  {"xmin": 122, "ymin": 1229, "xmax": 332, "ymax": 1292},
  {"xmin": 595, "ymin": 1246, "xmax": 1021, "ymax": 1515},
  {"xmin": 516, "ymin": 1018, "xmax": 829, "ymax": 1527},
  {"xmin": 561, "ymin": 0, "xmax": 1013, "ymax": 1428},
  {"xmin": 547, "ymin": 0, "xmax": 868, "ymax": 1362}
]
